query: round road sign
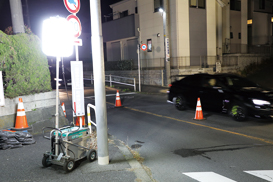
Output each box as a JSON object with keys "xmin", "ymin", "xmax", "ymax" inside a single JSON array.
[
  {"xmin": 141, "ymin": 44, "xmax": 147, "ymax": 51},
  {"xmin": 67, "ymin": 14, "xmax": 82, "ymax": 38},
  {"xmin": 64, "ymin": 0, "xmax": 80, "ymax": 14}
]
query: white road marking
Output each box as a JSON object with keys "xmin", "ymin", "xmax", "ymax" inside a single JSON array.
[
  {"xmin": 245, "ymin": 170, "xmax": 273, "ymax": 181},
  {"xmin": 183, "ymin": 172, "xmax": 237, "ymax": 182},
  {"xmin": 85, "ymin": 92, "xmax": 136, "ymax": 98}
]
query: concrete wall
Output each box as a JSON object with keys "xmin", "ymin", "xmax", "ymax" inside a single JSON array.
[
  {"xmin": 230, "ymin": 10, "xmax": 242, "ymax": 45},
  {"xmin": 175, "ymin": 0, "xmax": 190, "ymax": 65},
  {"xmin": 252, "ymin": 12, "xmax": 270, "ymax": 45},
  {"xmin": 0, "ymin": 91, "xmax": 68, "ymax": 134},
  {"xmin": 102, "ymin": 14, "xmax": 138, "ymax": 42},
  {"xmin": 111, "ymin": 0, "xmax": 137, "ymax": 20},
  {"xmin": 138, "ymin": 0, "xmax": 164, "ymax": 60}
]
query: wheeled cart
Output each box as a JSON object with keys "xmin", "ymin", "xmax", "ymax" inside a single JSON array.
[{"xmin": 42, "ymin": 126, "xmax": 96, "ymax": 172}]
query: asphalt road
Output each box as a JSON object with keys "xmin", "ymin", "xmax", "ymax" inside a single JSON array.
[
  {"xmin": 77, "ymin": 86, "xmax": 273, "ymax": 182},
  {"xmin": 105, "ymin": 93, "xmax": 273, "ymax": 182},
  {"xmin": 4, "ymin": 86, "xmax": 272, "ymax": 182}
]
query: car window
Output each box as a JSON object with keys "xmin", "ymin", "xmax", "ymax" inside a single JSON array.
[
  {"xmin": 226, "ymin": 76, "xmax": 257, "ymax": 88},
  {"xmin": 202, "ymin": 77, "xmax": 218, "ymax": 88},
  {"xmin": 180, "ymin": 75, "xmax": 202, "ymax": 87},
  {"xmin": 217, "ymin": 75, "xmax": 258, "ymax": 88}
]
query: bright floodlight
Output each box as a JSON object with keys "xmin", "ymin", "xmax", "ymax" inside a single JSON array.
[
  {"xmin": 42, "ymin": 16, "xmax": 74, "ymax": 57},
  {"xmin": 159, "ymin": 8, "xmax": 164, "ymax": 13}
]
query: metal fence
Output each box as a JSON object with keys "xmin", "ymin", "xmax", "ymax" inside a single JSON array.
[
  {"xmin": 224, "ymin": 43, "xmax": 272, "ymax": 54},
  {"xmin": 88, "ymin": 74, "xmax": 136, "ymax": 91},
  {"xmin": 104, "ymin": 55, "xmax": 270, "ymax": 71}
]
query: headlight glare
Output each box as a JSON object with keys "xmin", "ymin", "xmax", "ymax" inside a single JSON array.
[{"xmin": 252, "ymin": 99, "xmax": 270, "ymax": 105}]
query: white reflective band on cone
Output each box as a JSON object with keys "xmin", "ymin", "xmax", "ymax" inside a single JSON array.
[{"xmin": 17, "ymin": 111, "xmax": 26, "ymax": 116}]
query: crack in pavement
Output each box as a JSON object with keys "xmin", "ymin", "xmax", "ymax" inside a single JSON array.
[{"xmin": 173, "ymin": 144, "xmax": 272, "ymax": 159}]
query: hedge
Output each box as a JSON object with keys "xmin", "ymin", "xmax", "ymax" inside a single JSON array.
[{"xmin": 0, "ymin": 30, "xmax": 51, "ymax": 98}]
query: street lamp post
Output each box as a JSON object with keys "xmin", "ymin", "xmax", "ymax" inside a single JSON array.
[{"xmin": 159, "ymin": 0, "xmax": 171, "ymax": 86}]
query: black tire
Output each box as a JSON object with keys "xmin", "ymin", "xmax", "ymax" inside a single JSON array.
[
  {"xmin": 230, "ymin": 104, "xmax": 248, "ymax": 121},
  {"xmin": 175, "ymin": 95, "xmax": 187, "ymax": 111},
  {"xmin": 63, "ymin": 160, "xmax": 75, "ymax": 172},
  {"xmin": 42, "ymin": 155, "xmax": 52, "ymax": 167},
  {"xmin": 87, "ymin": 149, "xmax": 97, "ymax": 162}
]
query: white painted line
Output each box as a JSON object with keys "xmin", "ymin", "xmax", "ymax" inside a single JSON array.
[
  {"xmin": 85, "ymin": 92, "xmax": 136, "ymax": 99},
  {"xmin": 183, "ymin": 172, "xmax": 237, "ymax": 182},
  {"xmin": 245, "ymin": 170, "xmax": 273, "ymax": 181}
]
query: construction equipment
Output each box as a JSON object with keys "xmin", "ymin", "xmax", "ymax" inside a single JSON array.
[{"xmin": 42, "ymin": 104, "xmax": 97, "ymax": 172}]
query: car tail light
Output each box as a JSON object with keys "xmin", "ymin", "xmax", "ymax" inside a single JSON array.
[{"xmin": 169, "ymin": 84, "xmax": 172, "ymax": 87}]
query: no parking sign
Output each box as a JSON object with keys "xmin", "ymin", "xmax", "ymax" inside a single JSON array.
[
  {"xmin": 141, "ymin": 44, "xmax": 147, "ymax": 51},
  {"xmin": 66, "ymin": 14, "xmax": 82, "ymax": 38},
  {"xmin": 64, "ymin": 0, "xmax": 80, "ymax": 14}
]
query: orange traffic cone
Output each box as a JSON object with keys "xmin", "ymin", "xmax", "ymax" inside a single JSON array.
[
  {"xmin": 12, "ymin": 98, "xmax": 32, "ymax": 130},
  {"xmin": 115, "ymin": 90, "xmax": 123, "ymax": 107},
  {"xmin": 193, "ymin": 98, "xmax": 206, "ymax": 120},
  {"xmin": 61, "ymin": 102, "xmax": 66, "ymax": 117},
  {"xmin": 75, "ymin": 116, "xmax": 85, "ymax": 126}
]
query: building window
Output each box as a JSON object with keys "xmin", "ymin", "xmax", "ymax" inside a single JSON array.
[
  {"xmin": 135, "ymin": 7, "xmax": 138, "ymax": 14},
  {"xmin": 259, "ymin": 0, "xmax": 265, "ymax": 9},
  {"xmin": 147, "ymin": 39, "xmax": 152, "ymax": 52},
  {"xmin": 230, "ymin": 32, "xmax": 233, "ymax": 39},
  {"xmin": 154, "ymin": 0, "xmax": 163, "ymax": 12},
  {"xmin": 247, "ymin": 19, "xmax": 252, "ymax": 25},
  {"xmin": 238, "ymin": 33, "xmax": 241, "ymax": 39},
  {"xmin": 230, "ymin": 0, "xmax": 241, "ymax": 11},
  {"xmin": 189, "ymin": 0, "xmax": 206, "ymax": 9}
]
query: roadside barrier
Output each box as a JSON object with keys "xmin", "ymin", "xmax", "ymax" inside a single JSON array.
[
  {"xmin": 75, "ymin": 116, "xmax": 85, "ymax": 127},
  {"xmin": 12, "ymin": 98, "xmax": 32, "ymax": 130},
  {"xmin": 115, "ymin": 90, "xmax": 122, "ymax": 107},
  {"xmin": 193, "ymin": 98, "xmax": 206, "ymax": 120},
  {"xmin": 61, "ymin": 102, "xmax": 66, "ymax": 117},
  {"xmin": 88, "ymin": 74, "xmax": 136, "ymax": 91}
]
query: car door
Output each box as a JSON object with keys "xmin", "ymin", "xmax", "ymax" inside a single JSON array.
[
  {"xmin": 199, "ymin": 76, "xmax": 225, "ymax": 111},
  {"xmin": 178, "ymin": 75, "xmax": 203, "ymax": 107}
]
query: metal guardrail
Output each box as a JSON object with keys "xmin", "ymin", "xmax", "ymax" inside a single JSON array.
[{"xmin": 86, "ymin": 74, "xmax": 136, "ymax": 91}]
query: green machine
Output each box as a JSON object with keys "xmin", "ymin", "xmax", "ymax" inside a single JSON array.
[{"xmin": 42, "ymin": 126, "xmax": 96, "ymax": 172}]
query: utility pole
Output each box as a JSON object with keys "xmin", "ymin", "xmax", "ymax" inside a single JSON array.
[
  {"xmin": 163, "ymin": 0, "xmax": 171, "ymax": 86},
  {"xmin": 22, "ymin": 0, "xmax": 31, "ymax": 29},
  {"xmin": 90, "ymin": 0, "xmax": 109, "ymax": 165},
  {"xmin": 9, "ymin": 0, "xmax": 25, "ymax": 34}
]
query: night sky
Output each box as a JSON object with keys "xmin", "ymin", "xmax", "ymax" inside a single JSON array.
[{"xmin": 0, "ymin": 0, "xmax": 122, "ymax": 38}]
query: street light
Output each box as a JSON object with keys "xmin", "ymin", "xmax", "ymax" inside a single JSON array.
[
  {"xmin": 159, "ymin": 6, "xmax": 171, "ymax": 86},
  {"xmin": 42, "ymin": 16, "xmax": 74, "ymax": 156},
  {"xmin": 159, "ymin": 8, "xmax": 163, "ymax": 13}
]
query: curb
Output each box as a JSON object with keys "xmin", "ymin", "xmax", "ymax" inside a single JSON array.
[{"xmin": 112, "ymin": 137, "xmax": 154, "ymax": 182}]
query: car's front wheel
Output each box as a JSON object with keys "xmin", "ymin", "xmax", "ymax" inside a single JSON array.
[
  {"xmin": 175, "ymin": 95, "xmax": 187, "ymax": 111},
  {"xmin": 230, "ymin": 104, "xmax": 247, "ymax": 121}
]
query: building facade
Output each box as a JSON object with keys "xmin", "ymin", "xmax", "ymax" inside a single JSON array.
[{"xmin": 102, "ymin": 0, "xmax": 273, "ymax": 69}]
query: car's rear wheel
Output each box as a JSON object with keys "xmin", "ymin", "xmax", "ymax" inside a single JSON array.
[
  {"xmin": 230, "ymin": 104, "xmax": 247, "ymax": 121},
  {"xmin": 175, "ymin": 95, "xmax": 187, "ymax": 111}
]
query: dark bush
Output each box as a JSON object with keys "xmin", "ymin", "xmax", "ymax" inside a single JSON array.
[{"xmin": 0, "ymin": 30, "xmax": 51, "ymax": 98}]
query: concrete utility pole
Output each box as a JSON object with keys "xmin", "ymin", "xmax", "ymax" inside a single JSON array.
[
  {"xmin": 90, "ymin": 0, "xmax": 109, "ymax": 165},
  {"xmin": 163, "ymin": 0, "xmax": 171, "ymax": 86},
  {"xmin": 9, "ymin": 0, "xmax": 25, "ymax": 34}
]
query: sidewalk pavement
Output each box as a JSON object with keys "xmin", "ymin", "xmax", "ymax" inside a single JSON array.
[{"xmin": 0, "ymin": 133, "xmax": 155, "ymax": 182}]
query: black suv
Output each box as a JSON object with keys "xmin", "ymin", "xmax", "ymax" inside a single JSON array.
[{"xmin": 168, "ymin": 73, "xmax": 273, "ymax": 121}]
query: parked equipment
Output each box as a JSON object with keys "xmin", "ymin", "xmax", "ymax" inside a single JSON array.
[{"xmin": 42, "ymin": 126, "xmax": 96, "ymax": 172}]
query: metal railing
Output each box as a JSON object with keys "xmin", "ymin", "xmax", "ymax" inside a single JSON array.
[{"xmin": 88, "ymin": 74, "xmax": 136, "ymax": 91}]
